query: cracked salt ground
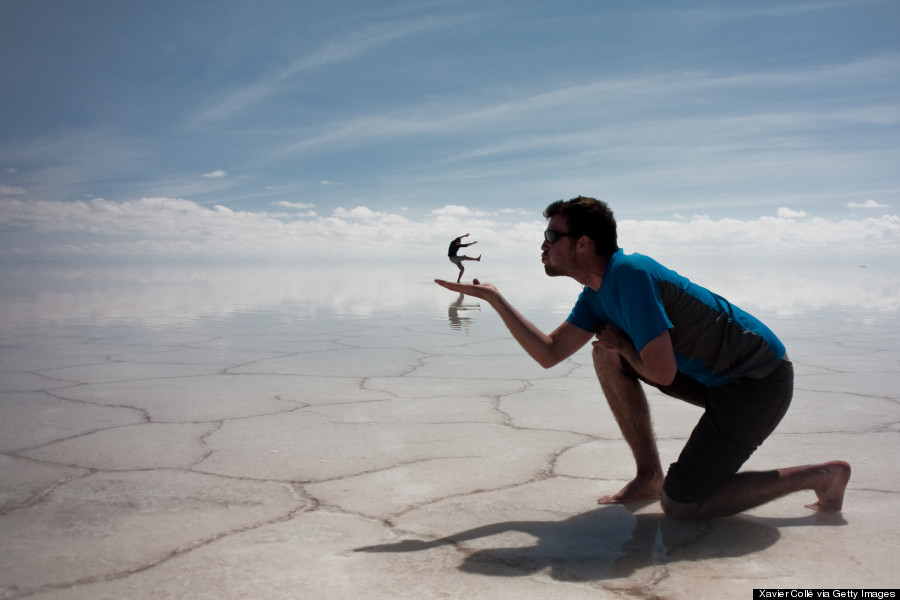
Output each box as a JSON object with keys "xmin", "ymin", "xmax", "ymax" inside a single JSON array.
[{"xmin": 1, "ymin": 263, "xmax": 899, "ymax": 599}]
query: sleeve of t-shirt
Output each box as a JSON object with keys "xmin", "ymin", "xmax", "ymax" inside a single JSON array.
[
  {"xmin": 615, "ymin": 266, "xmax": 672, "ymax": 352},
  {"xmin": 566, "ymin": 287, "xmax": 600, "ymax": 332}
]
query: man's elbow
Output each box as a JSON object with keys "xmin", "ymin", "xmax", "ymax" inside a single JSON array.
[
  {"xmin": 536, "ymin": 353, "xmax": 564, "ymax": 369},
  {"xmin": 653, "ymin": 365, "xmax": 677, "ymax": 386}
]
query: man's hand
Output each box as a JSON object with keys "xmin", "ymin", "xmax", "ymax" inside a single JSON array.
[
  {"xmin": 593, "ymin": 327, "xmax": 677, "ymax": 386},
  {"xmin": 435, "ymin": 278, "xmax": 595, "ymax": 368},
  {"xmin": 434, "ymin": 278, "xmax": 497, "ymax": 302},
  {"xmin": 591, "ymin": 324, "xmax": 631, "ymax": 355}
]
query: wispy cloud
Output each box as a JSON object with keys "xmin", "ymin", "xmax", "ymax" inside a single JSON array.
[
  {"xmin": 641, "ymin": 0, "xmax": 895, "ymax": 24},
  {"xmin": 0, "ymin": 185, "xmax": 26, "ymax": 196},
  {"xmin": 202, "ymin": 170, "xmax": 228, "ymax": 178},
  {"xmin": 274, "ymin": 55, "xmax": 900, "ymax": 214},
  {"xmin": 0, "ymin": 129, "xmax": 150, "ymax": 202},
  {"xmin": 281, "ymin": 53, "xmax": 900, "ymax": 157},
  {"xmin": 192, "ymin": 14, "xmax": 473, "ymax": 125}
]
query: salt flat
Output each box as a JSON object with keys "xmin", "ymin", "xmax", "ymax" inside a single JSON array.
[{"xmin": 1, "ymin": 263, "xmax": 898, "ymax": 599}]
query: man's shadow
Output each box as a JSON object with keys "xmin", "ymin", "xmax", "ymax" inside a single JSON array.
[{"xmin": 356, "ymin": 504, "xmax": 845, "ymax": 581}]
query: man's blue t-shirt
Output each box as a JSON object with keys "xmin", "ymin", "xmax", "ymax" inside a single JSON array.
[{"xmin": 566, "ymin": 250, "xmax": 785, "ymax": 387}]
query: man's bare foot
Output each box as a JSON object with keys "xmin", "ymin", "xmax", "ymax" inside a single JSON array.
[
  {"xmin": 597, "ymin": 475, "xmax": 663, "ymax": 505},
  {"xmin": 805, "ymin": 460, "xmax": 851, "ymax": 512}
]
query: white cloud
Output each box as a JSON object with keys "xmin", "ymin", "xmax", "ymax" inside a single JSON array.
[
  {"xmin": 776, "ymin": 207, "xmax": 807, "ymax": 219},
  {"xmin": 848, "ymin": 199, "xmax": 889, "ymax": 208},
  {"xmin": 332, "ymin": 206, "xmax": 387, "ymax": 219},
  {"xmin": 431, "ymin": 205, "xmax": 496, "ymax": 218},
  {"xmin": 275, "ymin": 200, "xmax": 315, "ymax": 210},
  {"xmin": 1, "ymin": 198, "xmax": 898, "ymax": 267},
  {"xmin": 620, "ymin": 214, "xmax": 900, "ymax": 268},
  {"xmin": 202, "ymin": 170, "xmax": 227, "ymax": 178}
]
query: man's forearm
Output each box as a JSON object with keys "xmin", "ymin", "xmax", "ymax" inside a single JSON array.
[
  {"xmin": 617, "ymin": 344, "xmax": 649, "ymax": 379},
  {"xmin": 487, "ymin": 294, "xmax": 563, "ymax": 368},
  {"xmin": 434, "ymin": 278, "xmax": 588, "ymax": 369}
]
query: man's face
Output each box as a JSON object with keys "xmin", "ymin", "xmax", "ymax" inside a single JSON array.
[{"xmin": 541, "ymin": 214, "xmax": 576, "ymax": 277}]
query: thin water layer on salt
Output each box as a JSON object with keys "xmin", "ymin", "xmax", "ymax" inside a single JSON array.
[{"xmin": 1, "ymin": 262, "xmax": 898, "ymax": 598}]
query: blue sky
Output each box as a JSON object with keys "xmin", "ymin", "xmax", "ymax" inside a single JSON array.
[{"xmin": 1, "ymin": 0, "xmax": 899, "ymax": 263}]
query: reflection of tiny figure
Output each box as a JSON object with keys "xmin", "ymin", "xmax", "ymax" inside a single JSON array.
[
  {"xmin": 448, "ymin": 233, "xmax": 481, "ymax": 283},
  {"xmin": 448, "ymin": 292, "xmax": 480, "ymax": 331}
]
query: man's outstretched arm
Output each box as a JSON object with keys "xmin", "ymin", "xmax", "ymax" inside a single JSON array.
[{"xmin": 435, "ymin": 278, "xmax": 593, "ymax": 368}]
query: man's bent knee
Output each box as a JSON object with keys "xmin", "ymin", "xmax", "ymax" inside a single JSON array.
[
  {"xmin": 661, "ymin": 491, "xmax": 700, "ymax": 520},
  {"xmin": 592, "ymin": 348, "xmax": 637, "ymax": 379},
  {"xmin": 592, "ymin": 346, "xmax": 621, "ymax": 369}
]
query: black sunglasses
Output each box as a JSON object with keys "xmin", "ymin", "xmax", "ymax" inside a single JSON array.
[{"xmin": 544, "ymin": 230, "xmax": 575, "ymax": 243}]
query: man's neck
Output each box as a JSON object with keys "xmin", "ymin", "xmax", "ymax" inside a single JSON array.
[{"xmin": 573, "ymin": 255, "xmax": 609, "ymax": 292}]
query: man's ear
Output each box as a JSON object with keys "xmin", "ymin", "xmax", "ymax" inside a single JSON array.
[{"xmin": 576, "ymin": 235, "xmax": 594, "ymax": 254}]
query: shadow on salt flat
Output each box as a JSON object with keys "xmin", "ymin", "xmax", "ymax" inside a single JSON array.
[{"xmin": 357, "ymin": 504, "xmax": 846, "ymax": 581}]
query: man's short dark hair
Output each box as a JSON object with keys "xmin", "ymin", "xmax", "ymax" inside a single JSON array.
[{"xmin": 543, "ymin": 196, "xmax": 619, "ymax": 258}]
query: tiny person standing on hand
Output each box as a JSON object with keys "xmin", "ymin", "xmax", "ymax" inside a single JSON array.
[{"xmin": 447, "ymin": 233, "xmax": 481, "ymax": 283}]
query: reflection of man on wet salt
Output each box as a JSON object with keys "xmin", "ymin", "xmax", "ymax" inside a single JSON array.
[
  {"xmin": 448, "ymin": 233, "xmax": 481, "ymax": 283},
  {"xmin": 436, "ymin": 196, "xmax": 851, "ymax": 519}
]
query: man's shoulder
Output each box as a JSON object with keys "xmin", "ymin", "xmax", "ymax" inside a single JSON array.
[
  {"xmin": 608, "ymin": 251, "xmax": 663, "ymax": 277},
  {"xmin": 612, "ymin": 250, "xmax": 657, "ymax": 265}
]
